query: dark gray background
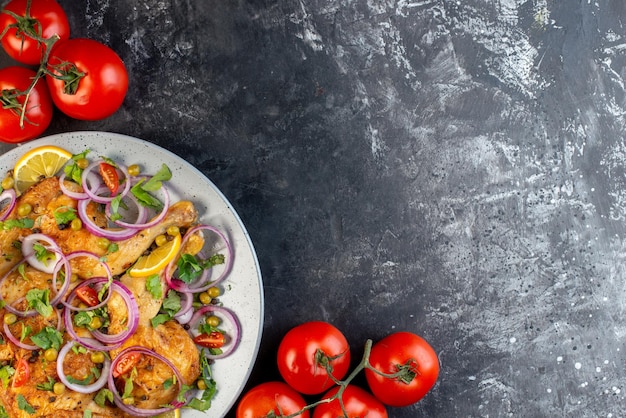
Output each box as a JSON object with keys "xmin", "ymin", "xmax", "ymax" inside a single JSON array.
[{"xmin": 1, "ymin": 0, "xmax": 625, "ymax": 416}]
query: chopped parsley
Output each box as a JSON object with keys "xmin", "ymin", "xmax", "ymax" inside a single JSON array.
[
  {"xmin": 146, "ymin": 274, "xmax": 162, "ymax": 299},
  {"xmin": 53, "ymin": 206, "xmax": 77, "ymax": 227},
  {"xmin": 64, "ymin": 149, "xmax": 91, "ymax": 184},
  {"xmin": 0, "ymin": 218, "xmax": 34, "ymax": 230},
  {"xmin": 36, "ymin": 376, "xmax": 56, "ymax": 391},
  {"xmin": 16, "ymin": 394, "xmax": 35, "ymax": 414},
  {"xmin": 30, "ymin": 326, "xmax": 63, "ymax": 351},
  {"xmin": 94, "ymin": 388, "xmax": 114, "ymax": 408},
  {"xmin": 183, "ymin": 351, "xmax": 217, "ymax": 411},
  {"xmin": 0, "ymin": 365, "xmax": 15, "ymax": 388},
  {"xmin": 151, "ymin": 291, "xmax": 181, "ymax": 328},
  {"xmin": 130, "ymin": 164, "xmax": 171, "ymax": 211},
  {"xmin": 33, "ymin": 243, "xmax": 55, "ymax": 268},
  {"xmin": 176, "ymin": 253, "xmax": 225, "ymax": 284},
  {"xmin": 25, "ymin": 288, "xmax": 53, "ymax": 318}
]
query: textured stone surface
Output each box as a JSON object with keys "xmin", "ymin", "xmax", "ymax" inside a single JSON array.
[{"xmin": 1, "ymin": 0, "xmax": 625, "ymax": 416}]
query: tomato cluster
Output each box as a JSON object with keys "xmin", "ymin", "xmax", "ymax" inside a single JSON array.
[
  {"xmin": 0, "ymin": 0, "xmax": 128, "ymax": 143},
  {"xmin": 237, "ymin": 321, "xmax": 439, "ymax": 417}
]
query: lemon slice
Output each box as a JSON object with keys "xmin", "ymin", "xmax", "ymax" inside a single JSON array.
[
  {"xmin": 13, "ymin": 145, "xmax": 73, "ymax": 194},
  {"xmin": 129, "ymin": 233, "xmax": 182, "ymax": 277},
  {"xmin": 154, "ymin": 409, "xmax": 180, "ymax": 418}
]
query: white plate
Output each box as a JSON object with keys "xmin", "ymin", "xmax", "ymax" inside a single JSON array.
[{"xmin": 0, "ymin": 131, "xmax": 264, "ymax": 417}]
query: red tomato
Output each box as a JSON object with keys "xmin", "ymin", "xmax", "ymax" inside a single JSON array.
[
  {"xmin": 46, "ymin": 38, "xmax": 128, "ymax": 120},
  {"xmin": 76, "ymin": 286, "xmax": 99, "ymax": 307},
  {"xmin": 236, "ymin": 381, "xmax": 309, "ymax": 418},
  {"xmin": 365, "ymin": 332, "xmax": 439, "ymax": 407},
  {"xmin": 313, "ymin": 385, "xmax": 388, "ymax": 418},
  {"xmin": 277, "ymin": 321, "xmax": 350, "ymax": 395},
  {"xmin": 0, "ymin": 66, "xmax": 53, "ymax": 143},
  {"xmin": 112, "ymin": 351, "xmax": 141, "ymax": 378},
  {"xmin": 99, "ymin": 162, "xmax": 119, "ymax": 195},
  {"xmin": 0, "ymin": 0, "xmax": 70, "ymax": 65},
  {"xmin": 12, "ymin": 358, "xmax": 29, "ymax": 388},
  {"xmin": 194, "ymin": 331, "xmax": 225, "ymax": 349}
]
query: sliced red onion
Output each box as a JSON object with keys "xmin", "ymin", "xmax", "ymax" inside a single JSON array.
[
  {"xmin": 0, "ymin": 188, "xmax": 16, "ymax": 221},
  {"xmin": 63, "ymin": 278, "xmax": 139, "ymax": 350},
  {"xmin": 50, "ymin": 254, "xmax": 72, "ymax": 306},
  {"xmin": 3, "ymin": 306, "xmax": 62, "ymax": 350},
  {"xmin": 188, "ymin": 305, "xmax": 241, "ymax": 359},
  {"xmin": 165, "ymin": 225, "xmax": 233, "ymax": 293},
  {"xmin": 57, "ymin": 339, "xmax": 111, "ymax": 393},
  {"xmin": 21, "ymin": 233, "xmax": 62, "ymax": 274},
  {"xmin": 81, "ymin": 160, "xmax": 131, "ymax": 204},
  {"xmin": 173, "ymin": 291, "xmax": 194, "ymax": 324},
  {"xmin": 58, "ymin": 171, "xmax": 101, "ymax": 200},
  {"xmin": 107, "ymin": 184, "xmax": 170, "ymax": 230},
  {"xmin": 61, "ymin": 253, "xmax": 112, "ymax": 311},
  {"xmin": 77, "ymin": 198, "xmax": 139, "ymax": 241},
  {"xmin": 104, "ymin": 192, "xmax": 148, "ymax": 228},
  {"xmin": 91, "ymin": 280, "xmax": 139, "ymax": 345},
  {"xmin": 107, "ymin": 346, "xmax": 185, "ymax": 417},
  {"xmin": 4, "ymin": 320, "xmax": 38, "ymax": 350}
]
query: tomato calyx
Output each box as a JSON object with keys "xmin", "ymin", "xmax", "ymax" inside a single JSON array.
[
  {"xmin": 393, "ymin": 359, "xmax": 419, "ymax": 385},
  {"xmin": 0, "ymin": 88, "xmax": 23, "ymax": 115},
  {"xmin": 48, "ymin": 61, "xmax": 85, "ymax": 95},
  {"xmin": 0, "ymin": 6, "xmax": 42, "ymax": 49},
  {"xmin": 314, "ymin": 347, "xmax": 348, "ymax": 379}
]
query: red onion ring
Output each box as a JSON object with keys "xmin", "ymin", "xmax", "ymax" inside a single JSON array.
[
  {"xmin": 49, "ymin": 253, "xmax": 72, "ymax": 306},
  {"xmin": 188, "ymin": 305, "xmax": 241, "ymax": 359},
  {"xmin": 21, "ymin": 233, "xmax": 63, "ymax": 274},
  {"xmin": 61, "ymin": 252, "xmax": 112, "ymax": 311},
  {"xmin": 173, "ymin": 291, "xmax": 194, "ymax": 324},
  {"xmin": 63, "ymin": 278, "xmax": 139, "ymax": 350},
  {"xmin": 3, "ymin": 306, "xmax": 62, "ymax": 350},
  {"xmin": 104, "ymin": 192, "xmax": 148, "ymax": 228},
  {"xmin": 165, "ymin": 225, "xmax": 233, "ymax": 293},
  {"xmin": 77, "ymin": 198, "xmax": 139, "ymax": 241},
  {"xmin": 106, "ymin": 184, "xmax": 170, "ymax": 230},
  {"xmin": 57, "ymin": 339, "xmax": 111, "ymax": 393},
  {"xmin": 81, "ymin": 160, "xmax": 131, "ymax": 204},
  {"xmin": 0, "ymin": 188, "xmax": 16, "ymax": 221},
  {"xmin": 58, "ymin": 171, "xmax": 101, "ymax": 200},
  {"xmin": 91, "ymin": 280, "xmax": 139, "ymax": 345},
  {"xmin": 107, "ymin": 346, "xmax": 185, "ymax": 417}
]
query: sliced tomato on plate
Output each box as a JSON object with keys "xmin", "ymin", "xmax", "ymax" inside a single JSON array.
[
  {"xmin": 99, "ymin": 162, "xmax": 119, "ymax": 195},
  {"xmin": 75, "ymin": 286, "xmax": 100, "ymax": 307},
  {"xmin": 112, "ymin": 351, "xmax": 141, "ymax": 378},
  {"xmin": 12, "ymin": 358, "xmax": 29, "ymax": 388},
  {"xmin": 194, "ymin": 331, "xmax": 225, "ymax": 349}
]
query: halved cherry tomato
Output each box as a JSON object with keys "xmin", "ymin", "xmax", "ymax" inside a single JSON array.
[
  {"xmin": 194, "ymin": 331, "xmax": 225, "ymax": 349},
  {"xmin": 112, "ymin": 351, "xmax": 141, "ymax": 378},
  {"xmin": 75, "ymin": 286, "xmax": 99, "ymax": 307},
  {"xmin": 99, "ymin": 162, "xmax": 119, "ymax": 195},
  {"xmin": 12, "ymin": 358, "xmax": 29, "ymax": 388}
]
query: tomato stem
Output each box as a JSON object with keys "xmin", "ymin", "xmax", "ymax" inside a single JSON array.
[
  {"xmin": 273, "ymin": 339, "xmax": 419, "ymax": 418},
  {"xmin": 0, "ymin": 0, "xmax": 62, "ymax": 129}
]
